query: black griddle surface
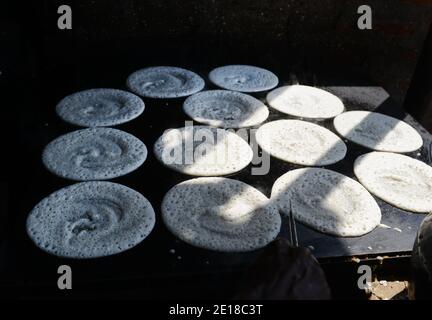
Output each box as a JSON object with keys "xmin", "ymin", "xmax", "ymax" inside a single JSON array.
[{"xmin": 5, "ymin": 54, "xmax": 432, "ymax": 292}]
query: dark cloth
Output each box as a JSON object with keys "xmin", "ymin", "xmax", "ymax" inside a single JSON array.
[
  {"xmin": 235, "ymin": 238, "xmax": 331, "ymax": 300},
  {"xmin": 410, "ymin": 214, "xmax": 432, "ymax": 299}
]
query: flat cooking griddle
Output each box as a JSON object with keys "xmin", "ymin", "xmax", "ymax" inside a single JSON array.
[{"xmin": 4, "ymin": 62, "xmax": 432, "ymax": 292}]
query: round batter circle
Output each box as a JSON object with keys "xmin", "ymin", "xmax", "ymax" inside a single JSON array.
[
  {"xmin": 27, "ymin": 181, "xmax": 156, "ymax": 259},
  {"xmin": 271, "ymin": 168, "xmax": 381, "ymax": 237},
  {"xmin": 354, "ymin": 151, "xmax": 432, "ymax": 213},
  {"xmin": 183, "ymin": 90, "xmax": 269, "ymax": 128},
  {"xmin": 208, "ymin": 65, "xmax": 279, "ymax": 92},
  {"xmin": 256, "ymin": 119, "xmax": 347, "ymax": 166},
  {"xmin": 56, "ymin": 88, "xmax": 145, "ymax": 127},
  {"xmin": 42, "ymin": 128, "xmax": 147, "ymax": 181},
  {"xmin": 333, "ymin": 111, "xmax": 423, "ymax": 153},
  {"xmin": 126, "ymin": 66, "xmax": 205, "ymax": 98},
  {"xmin": 162, "ymin": 177, "xmax": 281, "ymax": 252},
  {"xmin": 154, "ymin": 125, "xmax": 253, "ymax": 176},
  {"xmin": 266, "ymin": 85, "xmax": 345, "ymax": 119}
]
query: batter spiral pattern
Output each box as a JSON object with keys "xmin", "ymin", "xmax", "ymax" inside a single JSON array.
[
  {"xmin": 126, "ymin": 66, "xmax": 205, "ymax": 98},
  {"xmin": 26, "ymin": 181, "xmax": 155, "ymax": 258},
  {"xmin": 56, "ymin": 88, "xmax": 145, "ymax": 127},
  {"xmin": 183, "ymin": 90, "xmax": 269, "ymax": 128},
  {"xmin": 42, "ymin": 128, "xmax": 147, "ymax": 181},
  {"xmin": 209, "ymin": 65, "xmax": 278, "ymax": 92}
]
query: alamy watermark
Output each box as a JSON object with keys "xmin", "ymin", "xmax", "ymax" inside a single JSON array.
[
  {"xmin": 357, "ymin": 5, "xmax": 372, "ymax": 30},
  {"xmin": 57, "ymin": 265, "xmax": 72, "ymax": 290},
  {"xmin": 57, "ymin": 4, "xmax": 372, "ymax": 31},
  {"xmin": 160, "ymin": 121, "xmax": 270, "ymax": 175},
  {"xmin": 357, "ymin": 265, "xmax": 372, "ymax": 291},
  {"xmin": 57, "ymin": 5, "xmax": 72, "ymax": 30}
]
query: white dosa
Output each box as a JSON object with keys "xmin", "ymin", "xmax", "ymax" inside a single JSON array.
[
  {"xmin": 183, "ymin": 90, "xmax": 269, "ymax": 128},
  {"xmin": 271, "ymin": 168, "xmax": 381, "ymax": 237},
  {"xmin": 154, "ymin": 125, "xmax": 253, "ymax": 176},
  {"xmin": 256, "ymin": 119, "xmax": 347, "ymax": 166},
  {"xmin": 162, "ymin": 177, "xmax": 281, "ymax": 252},
  {"xmin": 27, "ymin": 181, "xmax": 155, "ymax": 258},
  {"xmin": 266, "ymin": 85, "xmax": 344, "ymax": 119},
  {"xmin": 354, "ymin": 152, "xmax": 432, "ymax": 213},
  {"xmin": 333, "ymin": 111, "xmax": 423, "ymax": 153}
]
